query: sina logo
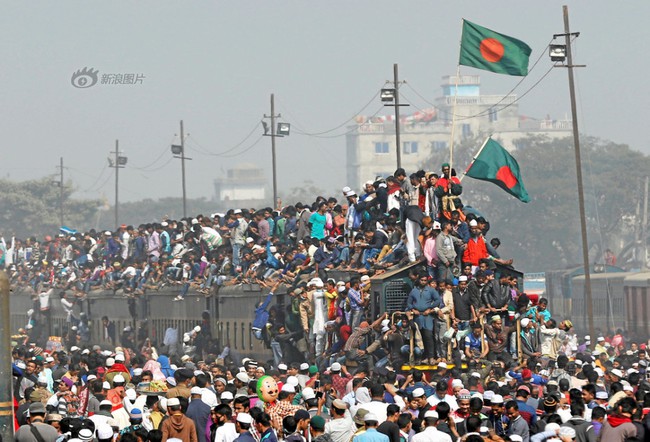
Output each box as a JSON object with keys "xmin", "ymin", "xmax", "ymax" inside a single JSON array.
[{"xmin": 71, "ymin": 67, "xmax": 99, "ymax": 88}]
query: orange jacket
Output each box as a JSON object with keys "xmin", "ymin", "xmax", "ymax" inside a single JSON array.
[{"xmin": 462, "ymin": 236, "xmax": 488, "ymax": 266}]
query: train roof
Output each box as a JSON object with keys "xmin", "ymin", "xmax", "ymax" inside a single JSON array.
[
  {"xmin": 370, "ymin": 260, "xmax": 425, "ymax": 282},
  {"xmin": 573, "ymin": 271, "xmax": 638, "ymax": 281},
  {"xmin": 622, "ymin": 271, "xmax": 650, "ymax": 287},
  {"xmin": 547, "ymin": 265, "xmax": 625, "ymax": 279}
]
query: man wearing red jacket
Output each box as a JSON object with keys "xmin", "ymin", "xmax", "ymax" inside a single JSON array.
[
  {"xmin": 462, "ymin": 220, "xmax": 488, "ymax": 268},
  {"xmin": 104, "ymin": 353, "xmax": 131, "ymax": 388}
]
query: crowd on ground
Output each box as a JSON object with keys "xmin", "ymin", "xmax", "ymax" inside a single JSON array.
[
  {"xmin": 10, "ymin": 327, "xmax": 650, "ymax": 442},
  {"xmin": 7, "ymin": 165, "xmax": 650, "ymax": 442}
]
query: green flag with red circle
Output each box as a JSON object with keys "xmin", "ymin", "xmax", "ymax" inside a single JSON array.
[
  {"xmin": 459, "ymin": 20, "xmax": 531, "ymax": 76},
  {"xmin": 466, "ymin": 138, "xmax": 530, "ymax": 203}
]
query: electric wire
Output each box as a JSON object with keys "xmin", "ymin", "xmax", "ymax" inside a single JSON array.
[
  {"xmin": 275, "ymin": 107, "xmax": 344, "ymax": 174},
  {"xmin": 130, "ymin": 136, "xmax": 176, "ymax": 171},
  {"xmin": 66, "ymin": 164, "xmax": 108, "ymax": 191},
  {"xmin": 288, "ymin": 105, "xmax": 385, "ymax": 139},
  {"xmin": 140, "ymin": 156, "xmax": 174, "ymax": 172},
  {"xmin": 291, "ymin": 87, "xmax": 386, "ymax": 136},
  {"xmin": 186, "ymin": 121, "xmax": 261, "ymax": 157},
  {"xmin": 85, "ymin": 170, "xmax": 113, "ymax": 194},
  {"xmin": 218, "ymin": 135, "xmax": 264, "ymax": 158}
]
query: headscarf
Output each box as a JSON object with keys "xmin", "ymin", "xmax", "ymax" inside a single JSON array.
[
  {"xmin": 143, "ymin": 359, "xmax": 166, "ymax": 381},
  {"xmin": 355, "ymin": 387, "xmax": 371, "ymax": 404},
  {"xmin": 157, "ymin": 355, "xmax": 174, "ymax": 378}
]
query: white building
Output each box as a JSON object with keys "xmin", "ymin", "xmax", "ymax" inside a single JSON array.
[
  {"xmin": 345, "ymin": 75, "xmax": 571, "ymax": 190},
  {"xmin": 213, "ymin": 163, "xmax": 267, "ymax": 208}
]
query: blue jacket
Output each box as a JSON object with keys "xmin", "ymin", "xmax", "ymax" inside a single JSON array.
[
  {"xmin": 406, "ymin": 286, "xmax": 441, "ymax": 331},
  {"xmin": 235, "ymin": 432, "xmax": 257, "ymax": 442},
  {"xmin": 455, "ymin": 222, "xmax": 470, "ymax": 243},
  {"xmin": 508, "ymin": 370, "xmax": 548, "ymax": 386},
  {"xmin": 252, "ymin": 292, "xmax": 274, "ymax": 330},
  {"xmin": 266, "ymin": 242, "xmax": 281, "ymax": 269}
]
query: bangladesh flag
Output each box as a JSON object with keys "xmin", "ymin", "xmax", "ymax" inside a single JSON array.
[
  {"xmin": 466, "ymin": 138, "xmax": 530, "ymax": 202},
  {"xmin": 459, "ymin": 20, "xmax": 532, "ymax": 76}
]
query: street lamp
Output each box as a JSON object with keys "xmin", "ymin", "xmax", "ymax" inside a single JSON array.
[
  {"xmin": 381, "ymin": 64, "xmax": 409, "ymax": 169},
  {"xmin": 381, "ymin": 88, "xmax": 396, "ymax": 102},
  {"xmin": 549, "ymin": 44, "xmax": 567, "ymax": 62},
  {"xmin": 277, "ymin": 122, "xmax": 291, "ymax": 136}
]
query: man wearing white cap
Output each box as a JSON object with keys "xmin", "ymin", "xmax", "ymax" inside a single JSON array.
[
  {"xmin": 187, "ymin": 386, "xmax": 212, "ymax": 442},
  {"xmin": 235, "ymin": 372, "xmax": 250, "ymax": 397},
  {"xmin": 234, "ymin": 412, "xmax": 256, "ymax": 442},
  {"xmin": 310, "ymin": 277, "xmax": 328, "ymax": 355},
  {"xmin": 519, "ymin": 318, "xmax": 541, "ymax": 361},
  {"xmin": 297, "ymin": 364, "xmax": 311, "ymax": 389},
  {"xmin": 162, "ymin": 397, "xmax": 198, "ymax": 442},
  {"xmin": 411, "ymin": 410, "xmax": 451, "ymax": 442},
  {"xmin": 594, "ymin": 336, "xmax": 607, "ymax": 355}
]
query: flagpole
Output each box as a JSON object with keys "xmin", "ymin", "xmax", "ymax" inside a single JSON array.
[
  {"xmin": 459, "ymin": 136, "xmax": 491, "ymax": 182},
  {"xmin": 448, "ymin": 64, "xmax": 461, "ymax": 179},
  {"xmin": 449, "ymin": 19, "xmax": 466, "ymax": 183}
]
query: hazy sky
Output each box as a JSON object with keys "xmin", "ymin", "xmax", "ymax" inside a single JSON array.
[{"xmin": 1, "ymin": 2, "xmax": 647, "ymax": 203}]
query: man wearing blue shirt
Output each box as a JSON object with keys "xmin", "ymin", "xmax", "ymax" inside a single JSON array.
[{"xmin": 406, "ymin": 273, "xmax": 442, "ymax": 365}]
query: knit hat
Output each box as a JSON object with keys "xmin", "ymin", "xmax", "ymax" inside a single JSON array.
[{"xmin": 311, "ymin": 415, "xmax": 326, "ymax": 430}]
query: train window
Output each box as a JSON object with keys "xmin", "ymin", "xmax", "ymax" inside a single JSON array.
[
  {"xmin": 240, "ymin": 323, "xmax": 244, "ymax": 351},
  {"xmin": 384, "ymin": 279, "xmax": 410, "ymax": 313}
]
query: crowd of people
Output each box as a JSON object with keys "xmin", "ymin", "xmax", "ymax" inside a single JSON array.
[
  {"xmin": 10, "ymin": 327, "xmax": 650, "ymax": 442},
  {"xmin": 7, "ymin": 165, "xmax": 650, "ymax": 442}
]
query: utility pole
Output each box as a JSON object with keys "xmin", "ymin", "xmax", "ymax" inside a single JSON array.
[
  {"xmin": 562, "ymin": 5, "xmax": 594, "ymax": 344},
  {"xmin": 263, "ymin": 94, "xmax": 281, "ymax": 208},
  {"xmin": 114, "ymin": 142, "xmax": 119, "ymax": 228},
  {"xmin": 172, "ymin": 121, "xmax": 191, "ymax": 218},
  {"xmin": 57, "ymin": 157, "xmax": 64, "ymax": 226},
  {"xmin": 381, "ymin": 64, "xmax": 409, "ymax": 170},
  {"xmin": 393, "ymin": 63, "xmax": 402, "ymax": 170},
  {"xmin": 181, "ymin": 121, "xmax": 187, "ymax": 218},
  {"xmin": 0, "ymin": 271, "xmax": 11, "ymax": 440},
  {"xmin": 262, "ymin": 94, "xmax": 290, "ymax": 209},
  {"xmin": 108, "ymin": 141, "xmax": 127, "ymax": 229},
  {"xmin": 270, "ymin": 94, "xmax": 278, "ymax": 207},
  {"xmin": 641, "ymin": 176, "xmax": 648, "ymax": 269}
]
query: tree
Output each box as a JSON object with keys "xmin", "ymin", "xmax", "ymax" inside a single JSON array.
[
  {"xmin": 280, "ymin": 180, "xmax": 328, "ymax": 207},
  {"xmin": 0, "ymin": 177, "xmax": 99, "ymax": 239}
]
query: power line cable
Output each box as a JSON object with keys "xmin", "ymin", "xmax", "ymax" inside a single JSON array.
[
  {"xmin": 186, "ymin": 121, "xmax": 261, "ymax": 157},
  {"xmin": 291, "ymin": 106, "xmax": 385, "ymax": 139},
  {"xmin": 130, "ymin": 136, "xmax": 176, "ymax": 171},
  {"xmin": 289, "ymin": 87, "xmax": 386, "ymax": 136},
  {"xmin": 139, "ymin": 156, "xmax": 174, "ymax": 172},
  {"xmin": 83, "ymin": 170, "xmax": 113, "ymax": 194},
  {"xmin": 219, "ymin": 135, "xmax": 264, "ymax": 158}
]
